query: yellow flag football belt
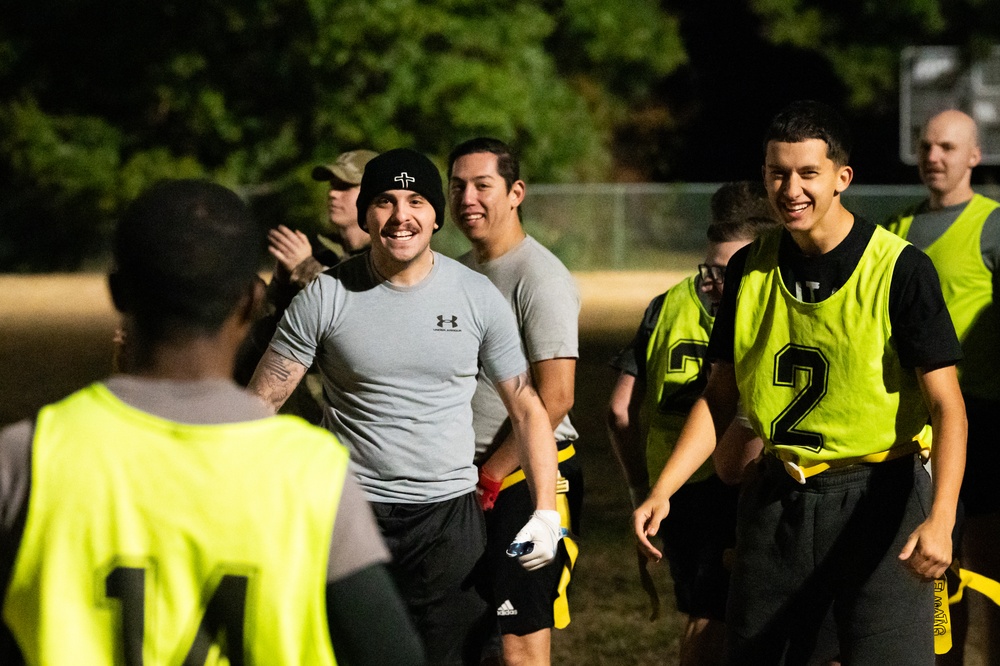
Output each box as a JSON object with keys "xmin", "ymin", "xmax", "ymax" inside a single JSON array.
[
  {"xmin": 499, "ymin": 444, "xmax": 576, "ymax": 492},
  {"xmin": 776, "ymin": 438, "xmax": 927, "ymax": 484},
  {"xmin": 934, "ymin": 563, "xmax": 1000, "ymax": 655}
]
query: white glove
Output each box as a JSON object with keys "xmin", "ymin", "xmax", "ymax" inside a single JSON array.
[{"xmin": 509, "ymin": 510, "xmax": 563, "ymax": 572}]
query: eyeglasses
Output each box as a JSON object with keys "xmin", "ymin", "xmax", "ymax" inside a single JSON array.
[{"xmin": 698, "ymin": 264, "xmax": 726, "ymax": 284}]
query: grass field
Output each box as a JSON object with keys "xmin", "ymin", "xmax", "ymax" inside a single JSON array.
[
  {"xmin": 1, "ymin": 273, "xmax": 986, "ymax": 665},
  {"xmin": 0, "ymin": 271, "xmax": 692, "ymax": 664}
]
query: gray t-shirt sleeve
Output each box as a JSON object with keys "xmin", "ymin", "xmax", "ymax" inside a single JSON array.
[
  {"xmin": 519, "ymin": 271, "xmax": 580, "ymax": 364},
  {"xmin": 270, "ymin": 274, "xmax": 334, "ymax": 368},
  {"xmin": 0, "ymin": 421, "xmax": 32, "ymax": 540},
  {"xmin": 327, "ymin": 473, "xmax": 390, "ymax": 583}
]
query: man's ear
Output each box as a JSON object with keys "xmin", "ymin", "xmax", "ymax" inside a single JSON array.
[
  {"xmin": 238, "ymin": 275, "xmax": 267, "ymax": 324},
  {"xmin": 834, "ymin": 165, "xmax": 854, "ymax": 195},
  {"xmin": 508, "ymin": 180, "xmax": 526, "ymax": 209},
  {"xmin": 970, "ymin": 144, "xmax": 982, "ymax": 169}
]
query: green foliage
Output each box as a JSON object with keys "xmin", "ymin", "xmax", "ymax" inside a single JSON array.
[
  {"xmin": 0, "ymin": 100, "xmax": 123, "ymax": 270},
  {"xmin": 0, "ymin": 0, "xmax": 685, "ymax": 270},
  {"xmin": 747, "ymin": 0, "xmax": 995, "ymax": 111}
]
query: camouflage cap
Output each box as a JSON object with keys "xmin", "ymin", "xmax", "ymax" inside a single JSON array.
[{"xmin": 311, "ymin": 149, "xmax": 379, "ymax": 185}]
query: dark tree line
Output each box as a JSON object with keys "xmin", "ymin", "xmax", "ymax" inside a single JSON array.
[{"xmin": 1, "ymin": 0, "xmax": 997, "ymax": 270}]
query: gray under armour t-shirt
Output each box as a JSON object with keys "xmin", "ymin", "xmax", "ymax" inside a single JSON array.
[
  {"xmin": 271, "ymin": 251, "xmax": 528, "ymax": 504},
  {"xmin": 460, "ymin": 236, "xmax": 580, "ymax": 456}
]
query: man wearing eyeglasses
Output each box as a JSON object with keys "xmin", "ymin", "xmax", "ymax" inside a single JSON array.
[{"xmin": 607, "ymin": 181, "xmax": 778, "ymax": 664}]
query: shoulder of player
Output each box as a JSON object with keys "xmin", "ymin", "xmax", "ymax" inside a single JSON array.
[
  {"xmin": 508, "ymin": 237, "xmax": 577, "ymax": 292},
  {"xmin": 321, "ymin": 251, "xmax": 366, "ymax": 278},
  {"xmin": 888, "ymin": 244, "xmax": 939, "ymax": 302},
  {"xmin": 479, "ymin": 235, "xmax": 573, "ymax": 280},
  {"xmin": 726, "ymin": 242, "xmax": 755, "ymax": 281},
  {"xmin": 886, "ymin": 200, "xmax": 926, "ymax": 224},
  {"xmin": 0, "ymin": 419, "xmax": 33, "ymax": 526},
  {"xmin": 641, "ymin": 290, "xmax": 670, "ymax": 330},
  {"xmin": 306, "ymin": 252, "xmax": 374, "ymax": 295},
  {"xmin": 520, "ymin": 234, "xmax": 569, "ymax": 266},
  {"xmin": 982, "ymin": 198, "xmax": 1000, "ymax": 235},
  {"xmin": 436, "ymin": 252, "xmax": 501, "ymax": 294},
  {"xmin": 0, "ymin": 419, "xmax": 33, "ymax": 466}
]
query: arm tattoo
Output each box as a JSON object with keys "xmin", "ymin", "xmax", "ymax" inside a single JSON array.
[
  {"xmin": 248, "ymin": 351, "xmax": 307, "ymax": 412},
  {"xmin": 264, "ymin": 354, "xmax": 293, "ymax": 383}
]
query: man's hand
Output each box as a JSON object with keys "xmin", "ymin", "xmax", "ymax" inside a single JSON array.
[
  {"xmin": 268, "ymin": 225, "xmax": 313, "ymax": 279},
  {"xmin": 899, "ymin": 516, "xmax": 954, "ymax": 580},
  {"xmin": 476, "ymin": 468, "xmax": 503, "ymax": 511},
  {"xmin": 510, "ymin": 510, "xmax": 562, "ymax": 571},
  {"xmin": 632, "ymin": 496, "xmax": 671, "ymax": 562}
]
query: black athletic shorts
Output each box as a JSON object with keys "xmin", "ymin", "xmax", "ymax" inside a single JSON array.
[
  {"xmin": 659, "ymin": 473, "xmax": 738, "ymax": 620},
  {"xmin": 483, "ymin": 441, "xmax": 582, "ymax": 638},
  {"xmin": 370, "ymin": 492, "xmax": 492, "ymax": 666},
  {"xmin": 726, "ymin": 454, "xmax": 935, "ymax": 665}
]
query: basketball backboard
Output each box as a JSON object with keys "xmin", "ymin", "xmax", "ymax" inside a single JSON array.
[{"xmin": 900, "ymin": 45, "xmax": 1000, "ymax": 165}]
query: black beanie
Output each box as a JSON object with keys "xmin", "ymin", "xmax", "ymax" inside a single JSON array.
[{"xmin": 357, "ymin": 148, "xmax": 446, "ymax": 232}]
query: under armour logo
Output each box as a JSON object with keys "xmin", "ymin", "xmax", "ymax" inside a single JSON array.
[
  {"xmin": 395, "ymin": 172, "xmax": 415, "ymax": 188},
  {"xmin": 437, "ymin": 315, "xmax": 458, "ymax": 328}
]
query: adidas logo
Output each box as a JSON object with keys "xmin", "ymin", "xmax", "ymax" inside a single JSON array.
[{"xmin": 497, "ymin": 599, "xmax": 518, "ymax": 616}]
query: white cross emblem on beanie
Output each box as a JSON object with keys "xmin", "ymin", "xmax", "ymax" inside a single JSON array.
[{"xmin": 395, "ymin": 172, "xmax": 415, "ymax": 188}]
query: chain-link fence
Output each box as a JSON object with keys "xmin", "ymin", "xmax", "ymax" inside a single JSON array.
[{"xmin": 432, "ymin": 183, "xmax": 1000, "ymax": 271}]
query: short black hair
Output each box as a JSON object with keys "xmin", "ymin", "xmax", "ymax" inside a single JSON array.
[
  {"xmin": 706, "ymin": 180, "xmax": 780, "ymax": 243},
  {"xmin": 447, "ymin": 137, "xmax": 521, "ymax": 191},
  {"xmin": 763, "ymin": 100, "xmax": 852, "ymax": 166},
  {"xmin": 110, "ymin": 179, "xmax": 264, "ymax": 341}
]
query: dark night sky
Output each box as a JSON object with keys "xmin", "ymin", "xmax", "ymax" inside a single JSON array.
[{"xmin": 632, "ymin": 0, "xmax": 1000, "ymax": 186}]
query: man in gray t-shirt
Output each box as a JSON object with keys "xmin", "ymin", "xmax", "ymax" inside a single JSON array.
[
  {"xmin": 449, "ymin": 137, "xmax": 581, "ymax": 664},
  {"xmin": 248, "ymin": 148, "xmax": 561, "ymax": 666}
]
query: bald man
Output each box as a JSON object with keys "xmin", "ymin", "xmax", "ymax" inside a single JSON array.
[{"xmin": 887, "ymin": 109, "xmax": 1000, "ymax": 662}]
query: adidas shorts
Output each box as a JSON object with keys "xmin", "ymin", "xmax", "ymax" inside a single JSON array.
[{"xmin": 484, "ymin": 442, "xmax": 581, "ymax": 637}]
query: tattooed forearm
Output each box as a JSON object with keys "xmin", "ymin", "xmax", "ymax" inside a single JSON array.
[
  {"xmin": 247, "ymin": 349, "xmax": 308, "ymax": 413},
  {"xmin": 266, "ymin": 354, "xmax": 294, "ymax": 383}
]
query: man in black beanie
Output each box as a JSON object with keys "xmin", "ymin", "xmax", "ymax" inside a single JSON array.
[{"xmin": 249, "ymin": 149, "xmax": 561, "ymax": 665}]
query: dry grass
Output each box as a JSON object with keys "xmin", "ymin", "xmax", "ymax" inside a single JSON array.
[
  {"xmin": 0, "ymin": 272, "xmax": 683, "ymax": 426},
  {"xmin": 0, "ymin": 275, "xmax": 119, "ymax": 427},
  {"xmin": 0, "ymin": 271, "xmax": 691, "ymax": 664},
  {"xmin": 7, "ymin": 272, "xmax": 980, "ymax": 664}
]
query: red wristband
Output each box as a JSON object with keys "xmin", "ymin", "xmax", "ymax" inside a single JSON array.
[{"xmin": 476, "ymin": 468, "xmax": 503, "ymax": 511}]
